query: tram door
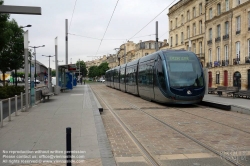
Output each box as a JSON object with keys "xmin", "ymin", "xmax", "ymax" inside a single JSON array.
[
  {"xmin": 233, "ymin": 71, "xmax": 241, "ymax": 89},
  {"xmin": 248, "ymin": 69, "xmax": 250, "ymax": 90}
]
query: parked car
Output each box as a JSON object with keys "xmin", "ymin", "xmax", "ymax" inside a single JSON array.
[
  {"xmin": 99, "ymin": 79, "xmax": 105, "ymax": 83},
  {"xmin": 28, "ymin": 79, "xmax": 40, "ymax": 84}
]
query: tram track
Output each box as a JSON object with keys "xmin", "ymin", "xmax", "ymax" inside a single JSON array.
[{"xmin": 92, "ymin": 85, "xmax": 249, "ymax": 166}]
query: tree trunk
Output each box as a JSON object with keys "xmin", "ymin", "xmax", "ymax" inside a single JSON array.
[
  {"xmin": 15, "ymin": 69, "xmax": 17, "ymax": 87},
  {"xmin": 2, "ymin": 72, "xmax": 6, "ymax": 86}
]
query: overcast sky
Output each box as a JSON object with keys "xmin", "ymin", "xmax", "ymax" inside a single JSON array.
[{"xmin": 5, "ymin": 0, "xmax": 177, "ymax": 69}]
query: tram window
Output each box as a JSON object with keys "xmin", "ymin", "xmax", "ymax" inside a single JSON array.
[{"xmin": 157, "ymin": 57, "xmax": 167, "ymax": 91}]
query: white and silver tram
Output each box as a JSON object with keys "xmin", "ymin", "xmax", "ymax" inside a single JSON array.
[{"xmin": 105, "ymin": 50, "xmax": 205, "ymax": 104}]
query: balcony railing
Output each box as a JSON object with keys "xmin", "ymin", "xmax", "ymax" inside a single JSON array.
[
  {"xmin": 207, "ymin": 40, "xmax": 212, "ymax": 44},
  {"xmin": 236, "ymin": 30, "xmax": 241, "ymax": 35},
  {"xmin": 223, "ymin": 34, "xmax": 229, "ymax": 40},
  {"xmin": 215, "ymin": 37, "xmax": 221, "ymax": 42},
  {"xmin": 222, "ymin": 60, "xmax": 229, "ymax": 66},
  {"xmin": 246, "ymin": 56, "xmax": 250, "ymax": 63},
  {"xmin": 197, "ymin": 53, "xmax": 205, "ymax": 58},
  {"xmin": 214, "ymin": 61, "xmax": 221, "ymax": 67},
  {"xmin": 233, "ymin": 58, "xmax": 240, "ymax": 65},
  {"xmin": 206, "ymin": 62, "xmax": 213, "ymax": 68}
]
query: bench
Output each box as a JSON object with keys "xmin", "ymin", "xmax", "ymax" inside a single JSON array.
[
  {"xmin": 208, "ymin": 87, "xmax": 217, "ymax": 94},
  {"xmin": 215, "ymin": 86, "xmax": 227, "ymax": 96},
  {"xmin": 234, "ymin": 90, "xmax": 250, "ymax": 99},
  {"xmin": 215, "ymin": 86, "xmax": 239, "ymax": 97},
  {"xmin": 40, "ymin": 87, "xmax": 54, "ymax": 102},
  {"xmin": 60, "ymin": 87, "xmax": 67, "ymax": 92}
]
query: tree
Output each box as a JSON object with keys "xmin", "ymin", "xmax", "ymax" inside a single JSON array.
[
  {"xmin": 0, "ymin": 19, "xmax": 24, "ymax": 86},
  {"xmin": 88, "ymin": 66, "xmax": 99, "ymax": 78},
  {"xmin": 76, "ymin": 60, "xmax": 87, "ymax": 77},
  {"xmin": 51, "ymin": 69, "xmax": 56, "ymax": 77},
  {"xmin": 98, "ymin": 62, "xmax": 109, "ymax": 76},
  {"xmin": 0, "ymin": 0, "xmax": 9, "ymax": 52}
]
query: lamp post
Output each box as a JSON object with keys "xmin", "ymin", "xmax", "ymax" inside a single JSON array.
[
  {"xmin": 20, "ymin": 24, "xmax": 32, "ymax": 28},
  {"xmin": 42, "ymin": 55, "xmax": 54, "ymax": 92},
  {"xmin": 29, "ymin": 45, "xmax": 45, "ymax": 87}
]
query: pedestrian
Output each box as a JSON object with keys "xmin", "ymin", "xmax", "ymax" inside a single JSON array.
[{"xmin": 80, "ymin": 77, "xmax": 82, "ymax": 85}]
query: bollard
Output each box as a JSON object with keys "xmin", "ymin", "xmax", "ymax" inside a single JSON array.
[
  {"xmin": 15, "ymin": 95, "xmax": 17, "ymax": 116},
  {"xmin": 8, "ymin": 98, "xmax": 11, "ymax": 121},
  {"xmin": 21, "ymin": 92, "xmax": 23, "ymax": 111},
  {"xmin": 0, "ymin": 101, "xmax": 3, "ymax": 127},
  {"xmin": 66, "ymin": 127, "xmax": 72, "ymax": 166}
]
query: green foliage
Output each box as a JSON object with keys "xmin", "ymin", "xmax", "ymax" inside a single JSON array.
[
  {"xmin": 76, "ymin": 60, "xmax": 87, "ymax": 77},
  {"xmin": 17, "ymin": 72, "xmax": 25, "ymax": 77},
  {"xmin": 0, "ymin": 85, "xmax": 25, "ymax": 99},
  {"xmin": 88, "ymin": 62, "xmax": 109, "ymax": 78},
  {"xmin": 51, "ymin": 69, "xmax": 56, "ymax": 77},
  {"xmin": 0, "ymin": 0, "xmax": 10, "ymax": 52}
]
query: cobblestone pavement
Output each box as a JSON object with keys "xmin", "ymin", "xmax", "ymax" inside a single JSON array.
[{"xmin": 91, "ymin": 84, "xmax": 250, "ymax": 166}]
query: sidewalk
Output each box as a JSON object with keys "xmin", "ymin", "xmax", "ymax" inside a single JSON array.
[
  {"xmin": 0, "ymin": 85, "xmax": 115, "ymax": 166},
  {"xmin": 203, "ymin": 94, "xmax": 250, "ymax": 114}
]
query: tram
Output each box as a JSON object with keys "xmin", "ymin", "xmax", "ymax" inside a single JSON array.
[{"xmin": 105, "ymin": 50, "xmax": 205, "ymax": 104}]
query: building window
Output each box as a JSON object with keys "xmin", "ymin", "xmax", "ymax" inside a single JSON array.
[
  {"xmin": 181, "ymin": 15, "xmax": 184, "ymax": 24},
  {"xmin": 248, "ymin": 12, "xmax": 250, "ymax": 29},
  {"xmin": 225, "ymin": 0, "xmax": 229, "ymax": 11},
  {"xmin": 193, "ymin": 23, "xmax": 196, "ymax": 36},
  {"xmin": 209, "ymin": 28, "xmax": 212, "ymax": 40},
  {"xmin": 145, "ymin": 53, "xmax": 149, "ymax": 56},
  {"xmin": 217, "ymin": 3, "xmax": 221, "ymax": 15},
  {"xmin": 225, "ymin": 21, "xmax": 229, "ymax": 35},
  {"xmin": 199, "ymin": 42, "xmax": 202, "ymax": 55},
  {"xmin": 187, "ymin": 26, "xmax": 190, "ymax": 38},
  {"xmin": 209, "ymin": 8, "xmax": 213, "ymax": 19},
  {"xmin": 217, "ymin": 47, "xmax": 221, "ymax": 61},
  {"xmin": 170, "ymin": 37, "xmax": 173, "ymax": 46},
  {"xmin": 237, "ymin": 0, "xmax": 241, "ymax": 5},
  {"xmin": 193, "ymin": 7, "xmax": 196, "ymax": 18},
  {"xmin": 176, "ymin": 34, "xmax": 178, "ymax": 45},
  {"xmin": 187, "ymin": 10, "xmax": 190, "ymax": 21},
  {"xmin": 199, "ymin": 20, "xmax": 202, "ymax": 34},
  {"xmin": 170, "ymin": 21, "xmax": 172, "ymax": 30},
  {"xmin": 224, "ymin": 45, "xmax": 229, "ymax": 60},
  {"xmin": 149, "ymin": 43, "xmax": 151, "ymax": 49},
  {"xmin": 199, "ymin": 3, "xmax": 202, "ymax": 15},
  {"xmin": 248, "ymin": 39, "xmax": 250, "ymax": 58},
  {"xmin": 216, "ymin": 72, "xmax": 220, "ymax": 84},
  {"xmin": 209, "ymin": 49, "xmax": 212, "ymax": 62},
  {"xmin": 193, "ymin": 43, "xmax": 196, "ymax": 53},
  {"xmin": 181, "ymin": 32, "xmax": 184, "ymax": 43},
  {"xmin": 236, "ymin": 16, "xmax": 241, "ymax": 31},
  {"xmin": 217, "ymin": 24, "xmax": 221, "ymax": 37},
  {"xmin": 236, "ymin": 41, "xmax": 240, "ymax": 60},
  {"xmin": 175, "ymin": 18, "xmax": 178, "ymax": 27}
]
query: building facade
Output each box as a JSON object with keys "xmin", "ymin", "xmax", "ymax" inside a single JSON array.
[
  {"xmin": 168, "ymin": 0, "xmax": 206, "ymax": 66},
  {"xmin": 205, "ymin": 0, "xmax": 250, "ymax": 90}
]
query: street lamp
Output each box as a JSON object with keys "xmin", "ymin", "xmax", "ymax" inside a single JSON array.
[
  {"xmin": 20, "ymin": 25, "xmax": 32, "ymax": 28},
  {"xmin": 29, "ymin": 45, "xmax": 45, "ymax": 87},
  {"xmin": 42, "ymin": 55, "xmax": 54, "ymax": 92}
]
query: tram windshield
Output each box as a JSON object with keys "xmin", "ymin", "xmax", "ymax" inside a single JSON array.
[{"xmin": 164, "ymin": 52, "xmax": 204, "ymax": 88}]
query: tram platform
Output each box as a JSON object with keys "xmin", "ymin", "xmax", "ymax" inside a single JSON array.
[
  {"xmin": 202, "ymin": 94, "xmax": 250, "ymax": 115},
  {"xmin": 0, "ymin": 85, "xmax": 115, "ymax": 166}
]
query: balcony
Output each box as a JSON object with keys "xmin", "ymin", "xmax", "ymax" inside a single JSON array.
[
  {"xmin": 214, "ymin": 61, "xmax": 221, "ymax": 67},
  {"xmin": 233, "ymin": 58, "xmax": 240, "ymax": 65},
  {"xmin": 215, "ymin": 37, "xmax": 221, "ymax": 42},
  {"xmin": 222, "ymin": 60, "xmax": 229, "ymax": 66},
  {"xmin": 246, "ymin": 56, "xmax": 250, "ymax": 63},
  {"xmin": 206, "ymin": 62, "xmax": 213, "ymax": 68},
  {"xmin": 236, "ymin": 30, "xmax": 241, "ymax": 35},
  {"xmin": 223, "ymin": 34, "xmax": 229, "ymax": 40},
  {"xmin": 207, "ymin": 40, "xmax": 212, "ymax": 45},
  {"xmin": 197, "ymin": 53, "xmax": 205, "ymax": 59}
]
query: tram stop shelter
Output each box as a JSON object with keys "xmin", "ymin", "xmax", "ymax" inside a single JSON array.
[{"xmin": 57, "ymin": 64, "xmax": 78, "ymax": 92}]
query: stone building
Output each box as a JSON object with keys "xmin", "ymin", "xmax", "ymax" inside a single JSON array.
[
  {"xmin": 168, "ymin": 0, "xmax": 206, "ymax": 66},
  {"xmin": 205, "ymin": 0, "xmax": 250, "ymax": 90}
]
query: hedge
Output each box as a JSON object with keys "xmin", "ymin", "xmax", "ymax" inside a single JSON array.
[{"xmin": 0, "ymin": 85, "xmax": 25, "ymax": 99}]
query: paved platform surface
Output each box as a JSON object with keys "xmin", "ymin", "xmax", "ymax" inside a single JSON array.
[
  {"xmin": 203, "ymin": 94, "xmax": 250, "ymax": 114},
  {"xmin": 0, "ymin": 85, "xmax": 115, "ymax": 166}
]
